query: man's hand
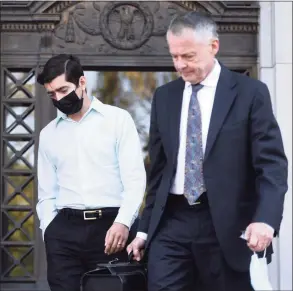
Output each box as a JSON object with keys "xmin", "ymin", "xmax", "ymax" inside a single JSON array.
[
  {"xmin": 126, "ymin": 237, "xmax": 146, "ymax": 261},
  {"xmin": 104, "ymin": 222, "xmax": 129, "ymax": 255},
  {"xmin": 245, "ymin": 222, "xmax": 274, "ymax": 252}
]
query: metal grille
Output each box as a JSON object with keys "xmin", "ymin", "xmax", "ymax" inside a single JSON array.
[{"xmin": 1, "ymin": 68, "xmax": 36, "ymax": 282}]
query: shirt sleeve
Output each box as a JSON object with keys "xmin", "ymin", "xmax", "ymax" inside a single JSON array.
[
  {"xmin": 36, "ymin": 131, "xmax": 59, "ymax": 239},
  {"xmin": 114, "ymin": 111, "xmax": 147, "ymax": 228}
]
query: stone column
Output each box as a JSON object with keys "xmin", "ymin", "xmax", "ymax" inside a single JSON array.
[{"xmin": 259, "ymin": 1, "xmax": 292, "ymax": 290}]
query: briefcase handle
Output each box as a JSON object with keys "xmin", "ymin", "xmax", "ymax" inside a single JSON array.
[
  {"xmin": 128, "ymin": 251, "xmax": 134, "ymax": 262},
  {"xmin": 106, "ymin": 251, "xmax": 134, "ymax": 265}
]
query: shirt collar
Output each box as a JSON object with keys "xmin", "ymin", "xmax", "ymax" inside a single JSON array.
[
  {"xmin": 55, "ymin": 96, "xmax": 105, "ymax": 126},
  {"xmin": 184, "ymin": 58, "xmax": 221, "ymax": 90}
]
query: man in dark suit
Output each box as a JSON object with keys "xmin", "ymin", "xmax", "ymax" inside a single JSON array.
[{"xmin": 127, "ymin": 12, "xmax": 288, "ymax": 291}]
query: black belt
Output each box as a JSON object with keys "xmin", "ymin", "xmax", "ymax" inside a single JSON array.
[
  {"xmin": 166, "ymin": 192, "xmax": 209, "ymax": 210},
  {"xmin": 58, "ymin": 207, "xmax": 119, "ymax": 220}
]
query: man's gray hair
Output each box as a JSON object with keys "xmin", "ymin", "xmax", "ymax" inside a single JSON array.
[{"xmin": 168, "ymin": 12, "xmax": 219, "ymax": 43}]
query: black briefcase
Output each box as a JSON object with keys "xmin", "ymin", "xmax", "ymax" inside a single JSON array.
[{"xmin": 80, "ymin": 253, "xmax": 147, "ymax": 291}]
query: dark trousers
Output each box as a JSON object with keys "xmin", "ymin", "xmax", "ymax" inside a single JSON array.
[
  {"xmin": 147, "ymin": 194, "xmax": 253, "ymax": 291},
  {"xmin": 44, "ymin": 208, "xmax": 134, "ymax": 291}
]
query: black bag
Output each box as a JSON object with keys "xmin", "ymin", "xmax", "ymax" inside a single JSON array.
[{"xmin": 80, "ymin": 253, "xmax": 147, "ymax": 291}]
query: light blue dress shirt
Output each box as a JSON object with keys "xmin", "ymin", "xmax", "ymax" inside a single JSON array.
[{"xmin": 36, "ymin": 97, "xmax": 146, "ymax": 237}]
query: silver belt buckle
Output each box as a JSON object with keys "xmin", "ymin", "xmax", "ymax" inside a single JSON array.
[{"xmin": 83, "ymin": 210, "xmax": 99, "ymax": 220}]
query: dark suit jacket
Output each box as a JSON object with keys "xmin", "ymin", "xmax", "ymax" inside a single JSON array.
[{"xmin": 138, "ymin": 64, "xmax": 288, "ymax": 271}]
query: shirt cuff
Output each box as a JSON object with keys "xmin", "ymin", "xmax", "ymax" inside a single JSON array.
[
  {"xmin": 136, "ymin": 232, "xmax": 148, "ymax": 241},
  {"xmin": 114, "ymin": 210, "xmax": 137, "ymax": 229}
]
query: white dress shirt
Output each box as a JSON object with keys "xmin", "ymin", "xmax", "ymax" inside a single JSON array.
[
  {"xmin": 37, "ymin": 97, "xmax": 146, "ymax": 238},
  {"xmin": 136, "ymin": 60, "xmax": 221, "ymax": 241}
]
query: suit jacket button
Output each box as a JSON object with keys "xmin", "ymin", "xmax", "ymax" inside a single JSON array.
[{"xmin": 161, "ymin": 205, "xmax": 165, "ymax": 211}]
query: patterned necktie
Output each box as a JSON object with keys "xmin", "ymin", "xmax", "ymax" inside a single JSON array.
[{"xmin": 184, "ymin": 84, "xmax": 206, "ymax": 205}]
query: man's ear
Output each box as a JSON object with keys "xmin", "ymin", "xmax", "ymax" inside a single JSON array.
[
  {"xmin": 211, "ymin": 39, "xmax": 219, "ymax": 56},
  {"xmin": 79, "ymin": 76, "xmax": 86, "ymax": 90}
]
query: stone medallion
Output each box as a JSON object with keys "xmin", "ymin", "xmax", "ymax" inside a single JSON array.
[{"xmin": 100, "ymin": 2, "xmax": 154, "ymax": 50}]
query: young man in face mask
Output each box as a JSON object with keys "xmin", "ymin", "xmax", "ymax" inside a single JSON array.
[{"xmin": 36, "ymin": 54, "xmax": 146, "ymax": 291}]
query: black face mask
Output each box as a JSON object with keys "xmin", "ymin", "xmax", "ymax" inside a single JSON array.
[{"xmin": 52, "ymin": 89, "xmax": 83, "ymax": 115}]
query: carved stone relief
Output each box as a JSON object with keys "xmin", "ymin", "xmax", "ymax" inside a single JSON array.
[
  {"xmin": 52, "ymin": 1, "xmax": 189, "ymax": 55},
  {"xmin": 99, "ymin": 2, "xmax": 154, "ymax": 50},
  {"xmin": 0, "ymin": 1, "xmax": 259, "ymax": 67}
]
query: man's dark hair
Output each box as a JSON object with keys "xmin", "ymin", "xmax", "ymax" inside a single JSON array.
[
  {"xmin": 168, "ymin": 11, "xmax": 218, "ymax": 40},
  {"xmin": 37, "ymin": 54, "xmax": 84, "ymax": 86}
]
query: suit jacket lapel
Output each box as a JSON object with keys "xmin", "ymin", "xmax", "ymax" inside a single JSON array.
[
  {"xmin": 168, "ymin": 78, "xmax": 185, "ymax": 162},
  {"xmin": 204, "ymin": 66, "xmax": 237, "ymax": 160}
]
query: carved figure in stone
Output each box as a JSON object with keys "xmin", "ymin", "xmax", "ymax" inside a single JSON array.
[
  {"xmin": 114, "ymin": 6, "xmax": 141, "ymax": 41},
  {"xmin": 108, "ymin": 5, "xmax": 144, "ymax": 42}
]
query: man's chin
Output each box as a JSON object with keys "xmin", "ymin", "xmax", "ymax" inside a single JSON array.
[{"xmin": 181, "ymin": 74, "xmax": 197, "ymax": 83}]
